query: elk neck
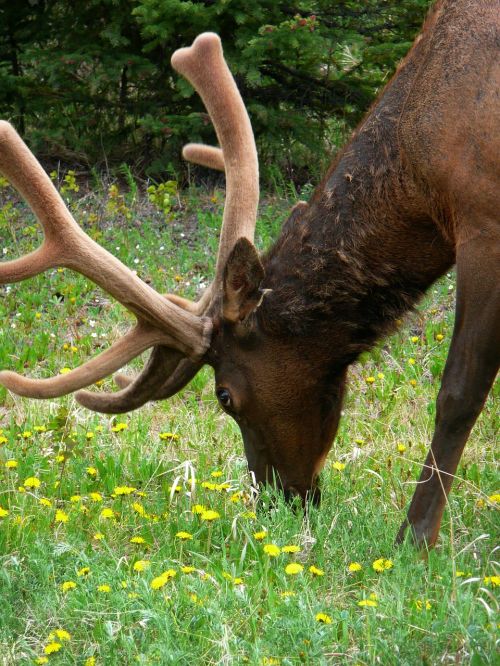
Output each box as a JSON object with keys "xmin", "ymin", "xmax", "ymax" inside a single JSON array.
[{"xmin": 259, "ymin": 33, "xmax": 455, "ymax": 368}]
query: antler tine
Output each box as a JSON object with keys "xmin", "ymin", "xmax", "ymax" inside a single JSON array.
[
  {"xmin": 183, "ymin": 144, "xmax": 225, "ymax": 172},
  {"xmin": 172, "ymin": 32, "xmax": 260, "ymax": 286},
  {"xmin": 0, "ymin": 121, "xmax": 213, "ymax": 400}
]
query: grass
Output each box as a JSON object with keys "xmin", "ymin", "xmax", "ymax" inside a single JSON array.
[{"xmin": 0, "ymin": 176, "xmax": 498, "ymax": 665}]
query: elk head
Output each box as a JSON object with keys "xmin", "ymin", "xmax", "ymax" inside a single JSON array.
[{"xmin": 0, "ymin": 33, "xmax": 343, "ymax": 503}]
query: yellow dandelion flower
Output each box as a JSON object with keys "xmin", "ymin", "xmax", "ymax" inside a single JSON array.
[
  {"xmin": 86, "ymin": 466, "xmax": 98, "ymax": 476},
  {"xmin": 22, "ymin": 430, "xmax": 33, "ymax": 439},
  {"xmin": 55, "ymin": 454, "xmax": 65, "ymax": 463},
  {"xmin": 5, "ymin": 460, "xmax": 18, "ymax": 469},
  {"xmin": 0, "ymin": 436, "xmax": 8, "ymax": 445},
  {"xmin": 410, "ymin": 336, "xmax": 419, "ymax": 343},
  {"xmin": 61, "ymin": 581, "xmax": 77, "ymax": 592},
  {"xmin": 436, "ymin": 333, "xmax": 444, "ymax": 341},
  {"xmin": 315, "ymin": 612, "xmax": 332, "ymax": 624},
  {"xmin": 24, "ymin": 476, "xmax": 41, "ymax": 489},
  {"xmin": 55, "ymin": 510, "xmax": 69, "ymax": 523},
  {"xmin": 262, "ymin": 658, "xmax": 280, "ymax": 665},
  {"xmin": 365, "ymin": 376, "xmax": 375, "ymax": 384},
  {"xmin": 35, "ymin": 658, "xmax": 49, "ymax": 664},
  {"xmin": 77, "ymin": 567, "xmax": 90, "ymax": 577},
  {"xmin": 409, "ymin": 379, "xmax": 417, "ymax": 387},
  {"xmin": 263, "ymin": 544, "xmax": 281, "ymax": 557},
  {"xmin": 408, "ymin": 358, "xmax": 416, "ymax": 365},
  {"xmin": 159, "ymin": 432, "xmax": 180, "ymax": 441},
  {"xmin": 90, "ymin": 492, "xmax": 103, "ymax": 502},
  {"xmin": 484, "ymin": 576, "xmax": 500, "ymax": 587},
  {"xmin": 130, "ymin": 536, "xmax": 146, "ymax": 545},
  {"xmin": 455, "ymin": 570, "xmax": 470, "ymax": 577},
  {"xmin": 280, "ymin": 591, "xmax": 296, "ymax": 598},
  {"xmin": 114, "ymin": 486, "xmax": 137, "ymax": 495},
  {"xmin": 332, "ymin": 461, "xmax": 345, "ymax": 471},
  {"xmin": 200, "ymin": 510, "xmax": 220, "ymax": 521},
  {"xmin": 377, "ymin": 372, "xmax": 385, "ymax": 379},
  {"xmin": 151, "ymin": 569, "xmax": 176, "ymax": 590},
  {"xmin": 348, "ymin": 562, "xmax": 362, "ymax": 572},
  {"xmin": 230, "ymin": 492, "xmax": 242, "ymax": 503},
  {"xmin": 59, "ymin": 367, "xmax": 71, "ymax": 375},
  {"xmin": 133, "ymin": 560, "xmax": 150, "ymax": 572},
  {"xmin": 211, "ymin": 470, "xmax": 223, "ymax": 478},
  {"xmin": 111, "ymin": 422, "xmax": 128, "ymax": 432},
  {"xmin": 175, "ymin": 531, "xmax": 193, "ymax": 540},
  {"xmin": 397, "ymin": 443, "xmax": 406, "ymax": 453},
  {"xmin": 488, "ymin": 494, "xmax": 500, "ymax": 504},
  {"xmin": 48, "ymin": 629, "xmax": 71, "ymax": 642},
  {"xmin": 93, "ymin": 532, "xmax": 104, "ymax": 540},
  {"xmin": 358, "ymin": 599, "xmax": 377, "ymax": 607},
  {"xmin": 253, "ymin": 530, "xmax": 267, "ymax": 541},
  {"xmin": 201, "ymin": 481, "xmax": 216, "ymax": 490},
  {"xmin": 309, "ymin": 565, "xmax": 325, "ymax": 576},
  {"xmin": 70, "ymin": 495, "xmax": 82, "ymax": 503},
  {"xmin": 242, "ymin": 511, "xmax": 256, "ymax": 519},
  {"xmin": 215, "ymin": 482, "xmax": 230, "ymax": 491},
  {"xmin": 372, "ymin": 558, "xmax": 393, "ymax": 572},
  {"xmin": 44, "ymin": 642, "xmax": 62, "ymax": 655},
  {"xmin": 0, "ymin": 507, "xmax": 9, "ymax": 518},
  {"xmin": 192, "ymin": 504, "xmax": 207, "ymax": 515},
  {"xmin": 415, "ymin": 599, "xmax": 432, "ymax": 611},
  {"xmin": 85, "ymin": 658, "xmax": 96, "ymax": 666},
  {"xmin": 97, "ymin": 584, "xmax": 111, "ymax": 593},
  {"xmin": 86, "ymin": 432, "xmax": 95, "ymax": 440},
  {"xmin": 285, "ymin": 563, "xmax": 304, "ymax": 575},
  {"xmin": 282, "ymin": 545, "xmax": 301, "ymax": 553},
  {"xmin": 233, "ymin": 577, "xmax": 244, "ymax": 585},
  {"xmin": 181, "ymin": 566, "xmax": 196, "ymax": 574},
  {"xmin": 132, "ymin": 502, "xmax": 146, "ymax": 516},
  {"xmin": 100, "ymin": 508, "xmax": 115, "ymax": 519}
]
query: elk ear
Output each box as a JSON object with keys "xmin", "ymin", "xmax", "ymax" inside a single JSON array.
[{"xmin": 223, "ymin": 237, "xmax": 266, "ymax": 323}]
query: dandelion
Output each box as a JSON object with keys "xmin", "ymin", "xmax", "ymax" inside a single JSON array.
[
  {"xmin": 24, "ymin": 476, "xmax": 41, "ymax": 489},
  {"xmin": 332, "ymin": 461, "xmax": 345, "ymax": 471},
  {"xmin": 455, "ymin": 570, "xmax": 469, "ymax": 577},
  {"xmin": 488, "ymin": 494, "xmax": 500, "ymax": 504},
  {"xmin": 77, "ymin": 567, "xmax": 90, "ymax": 577},
  {"xmin": 408, "ymin": 358, "xmax": 416, "ymax": 365},
  {"xmin": 0, "ymin": 507, "xmax": 9, "ymax": 518},
  {"xmin": 377, "ymin": 372, "xmax": 385, "ymax": 379},
  {"xmin": 159, "ymin": 432, "xmax": 179, "ymax": 441},
  {"xmin": 133, "ymin": 560, "xmax": 150, "ymax": 572},
  {"xmin": 201, "ymin": 481, "xmax": 216, "ymax": 490},
  {"xmin": 348, "ymin": 562, "xmax": 362, "ymax": 572},
  {"xmin": 410, "ymin": 336, "xmax": 419, "ymax": 343},
  {"xmin": 358, "ymin": 599, "xmax": 377, "ymax": 607},
  {"xmin": 86, "ymin": 466, "xmax": 98, "ymax": 476},
  {"xmin": 85, "ymin": 658, "xmax": 96, "ymax": 666},
  {"xmin": 114, "ymin": 486, "xmax": 137, "ymax": 496},
  {"xmin": 309, "ymin": 565, "xmax": 324, "ymax": 576},
  {"xmin": 230, "ymin": 492, "xmax": 242, "ymax": 503},
  {"xmin": 59, "ymin": 368, "xmax": 71, "ymax": 375},
  {"xmin": 48, "ymin": 629, "xmax": 71, "ymax": 642},
  {"xmin": 132, "ymin": 502, "xmax": 146, "ymax": 516},
  {"xmin": 263, "ymin": 544, "xmax": 281, "ymax": 557},
  {"xmin": 44, "ymin": 642, "xmax": 62, "ymax": 655},
  {"xmin": 415, "ymin": 599, "xmax": 432, "ymax": 611},
  {"xmin": 22, "ymin": 430, "xmax": 33, "ymax": 439},
  {"xmin": 111, "ymin": 422, "xmax": 128, "ymax": 432},
  {"xmin": 282, "ymin": 545, "xmax": 301, "ymax": 553},
  {"xmin": 280, "ymin": 591, "xmax": 296, "ymax": 598},
  {"xmin": 409, "ymin": 379, "xmax": 417, "ymax": 387},
  {"xmin": 253, "ymin": 530, "xmax": 267, "ymax": 541},
  {"xmin": 35, "ymin": 658, "xmax": 49, "ymax": 664},
  {"xmin": 285, "ymin": 563, "xmax": 304, "ymax": 575},
  {"xmin": 315, "ymin": 612, "xmax": 332, "ymax": 624},
  {"xmin": 86, "ymin": 432, "xmax": 95, "ymax": 440},
  {"xmin": 365, "ymin": 376, "xmax": 375, "ymax": 384},
  {"xmin": 372, "ymin": 558, "xmax": 393, "ymax": 572},
  {"xmin": 243, "ymin": 511, "xmax": 256, "ymax": 519},
  {"xmin": 55, "ymin": 454, "xmax": 65, "ymax": 463},
  {"xmin": 0, "ymin": 435, "xmax": 7, "ymax": 445},
  {"xmin": 436, "ymin": 333, "xmax": 444, "ymax": 341},
  {"xmin": 130, "ymin": 536, "xmax": 146, "ymax": 545},
  {"xmin": 93, "ymin": 532, "xmax": 104, "ymax": 540},
  {"xmin": 397, "ymin": 443, "xmax": 406, "ymax": 453},
  {"xmin": 181, "ymin": 566, "xmax": 196, "ymax": 574},
  {"xmin": 55, "ymin": 510, "xmax": 69, "ymax": 523},
  {"xmin": 97, "ymin": 584, "xmax": 111, "ymax": 593},
  {"xmin": 61, "ymin": 581, "xmax": 77, "ymax": 592},
  {"xmin": 200, "ymin": 510, "xmax": 220, "ymax": 521},
  {"xmin": 484, "ymin": 576, "xmax": 500, "ymax": 587},
  {"xmin": 5, "ymin": 460, "xmax": 17, "ymax": 469},
  {"xmin": 100, "ymin": 508, "xmax": 115, "ymax": 520},
  {"xmin": 211, "ymin": 470, "xmax": 223, "ymax": 478},
  {"xmin": 90, "ymin": 492, "xmax": 103, "ymax": 502},
  {"xmin": 215, "ymin": 482, "xmax": 230, "ymax": 491},
  {"xmin": 151, "ymin": 569, "xmax": 176, "ymax": 590},
  {"xmin": 175, "ymin": 531, "xmax": 193, "ymax": 540}
]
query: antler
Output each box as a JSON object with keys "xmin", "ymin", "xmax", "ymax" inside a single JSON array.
[
  {"xmin": 75, "ymin": 32, "xmax": 260, "ymax": 413},
  {"xmin": 0, "ymin": 121, "xmax": 212, "ymax": 398}
]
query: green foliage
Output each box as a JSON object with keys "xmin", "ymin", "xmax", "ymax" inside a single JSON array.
[
  {"xmin": 147, "ymin": 180, "xmax": 178, "ymax": 221},
  {"xmin": 0, "ymin": 0, "xmax": 431, "ymax": 182}
]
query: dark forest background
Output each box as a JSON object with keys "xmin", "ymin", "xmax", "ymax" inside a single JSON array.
[{"xmin": 0, "ymin": 1, "xmax": 432, "ymax": 183}]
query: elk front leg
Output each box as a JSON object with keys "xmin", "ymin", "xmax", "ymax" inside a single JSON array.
[{"xmin": 397, "ymin": 235, "xmax": 500, "ymax": 548}]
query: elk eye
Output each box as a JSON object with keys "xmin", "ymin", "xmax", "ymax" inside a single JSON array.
[{"xmin": 216, "ymin": 387, "xmax": 232, "ymax": 409}]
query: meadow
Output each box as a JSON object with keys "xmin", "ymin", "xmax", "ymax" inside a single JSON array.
[{"xmin": 0, "ymin": 174, "xmax": 498, "ymax": 665}]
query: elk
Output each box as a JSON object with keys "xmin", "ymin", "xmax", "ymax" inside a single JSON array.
[{"xmin": 0, "ymin": 0, "xmax": 498, "ymax": 548}]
